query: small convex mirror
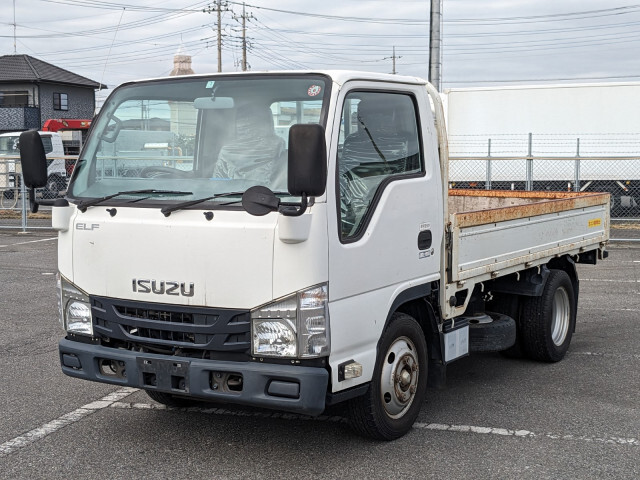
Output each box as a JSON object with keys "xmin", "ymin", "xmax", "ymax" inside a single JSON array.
[{"xmin": 242, "ymin": 186, "xmax": 280, "ymax": 216}]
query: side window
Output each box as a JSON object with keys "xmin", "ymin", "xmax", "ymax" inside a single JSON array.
[
  {"xmin": 0, "ymin": 90, "xmax": 29, "ymax": 107},
  {"xmin": 338, "ymin": 91, "xmax": 422, "ymax": 239},
  {"xmin": 53, "ymin": 93, "xmax": 68, "ymax": 111},
  {"xmin": 40, "ymin": 136, "xmax": 53, "ymax": 154}
]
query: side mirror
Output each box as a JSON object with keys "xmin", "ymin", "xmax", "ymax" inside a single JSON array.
[
  {"xmin": 19, "ymin": 130, "xmax": 48, "ymax": 213},
  {"xmin": 288, "ymin": 124, "xmax": 327, "ymax": 197},
  {"xmin": 19, "ymin": 130, "xmax": 47, "ymax": 188}
]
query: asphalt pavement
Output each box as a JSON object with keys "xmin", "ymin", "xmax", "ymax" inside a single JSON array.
[{"xmin": 0, "ymin": 231, "xmax": 638, "ymax": 479}]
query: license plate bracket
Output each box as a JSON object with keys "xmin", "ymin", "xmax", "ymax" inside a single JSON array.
[{"xmin": 136, "ymin": 357, "xmax": 190, "ymax": 393}]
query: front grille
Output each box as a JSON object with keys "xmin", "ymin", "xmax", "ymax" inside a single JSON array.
[
  {"xmin": 121, "ymin": 324, "xmax": 203, "ymax": 344},
  {"xmin": 92, "ymin": 296, "xmax": 251, "ymax": 354},
  {"xmin": 116, "ymin": 306, "xmax": 196, "ymax": 325}
]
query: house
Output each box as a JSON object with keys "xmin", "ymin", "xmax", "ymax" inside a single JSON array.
[{"xmin": 0, "ymin": 54, "xmax": 103, "ymax": 133}]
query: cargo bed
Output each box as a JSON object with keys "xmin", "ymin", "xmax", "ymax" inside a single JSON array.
[{"xmin": 443, "ymin": 189, "xmax": 609, "ymax": 317}]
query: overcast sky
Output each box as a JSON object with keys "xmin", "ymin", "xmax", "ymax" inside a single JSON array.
[{"xmin": 2, "ymin": 0, "xmax": 640, "ymax": 103}]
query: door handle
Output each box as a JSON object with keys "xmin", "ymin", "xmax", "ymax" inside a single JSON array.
[{"xmin": 418, "ymin": 230, "xmax": 432, "ymax": 250}]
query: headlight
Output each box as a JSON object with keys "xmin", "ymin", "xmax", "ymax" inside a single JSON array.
[
  {"xmin": 251, "ymin": 284, "xmax": 330, "ymax": 359},
  {"xmin": 56, "ymin": 273, "xmax": 93, "ymax": 336}
]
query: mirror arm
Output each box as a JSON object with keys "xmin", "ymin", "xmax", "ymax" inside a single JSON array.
[
  {"xmin": 279, "ymin": 194, "xmax": 308, "ymax": 217},
  {"xmin": 27, "ymin": 190, "xmax": 57, "ymax": 213},
  {"xmin": 28, "ymin": 188, "xmax": 39, "ymax": 214}
]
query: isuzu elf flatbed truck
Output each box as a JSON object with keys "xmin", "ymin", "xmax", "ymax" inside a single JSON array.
[{"xmin": 19, "ymin": 71, "xmax": 609, "ymax": 440}]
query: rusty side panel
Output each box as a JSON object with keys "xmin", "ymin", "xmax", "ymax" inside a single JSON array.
[{"xmin": 448, "ymin": 189, "xmax": 610, "ymax": 228}]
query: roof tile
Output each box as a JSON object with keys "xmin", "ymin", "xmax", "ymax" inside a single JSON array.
[{"xmin": 0, "ymin": 54, "xmax": 102, "ymax": 88}]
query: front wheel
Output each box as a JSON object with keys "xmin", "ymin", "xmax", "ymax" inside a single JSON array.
[
  {"xmin": 348, "ymin": 312, "xmax": 428, "ymax": 440},
  {"xmin": 520, "ymin": 269, "xmax": 576, "ymax": 362}
]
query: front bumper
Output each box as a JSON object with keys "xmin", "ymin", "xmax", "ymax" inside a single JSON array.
[{"xmin": 59, "ymin": 338, "xmax": 329, "ymax": 416}]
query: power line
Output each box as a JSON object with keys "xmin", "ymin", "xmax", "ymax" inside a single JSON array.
[
  {"xmin": 4, "ymin": 0, "xmax": 639, "ymax": 87},
  {"xmin": 444, "ymin": 74, "xmax": 640, "ymax": 85},
  {"xmin": 443, "ymin": 4, "xmax": 640, "ymax": 24}
]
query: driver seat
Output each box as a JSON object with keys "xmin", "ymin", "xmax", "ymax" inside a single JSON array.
[{"xmin": 213, "ymin": 104, "xmax": 285, "ymax": 185}]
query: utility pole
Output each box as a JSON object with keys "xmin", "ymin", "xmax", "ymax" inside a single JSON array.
[
  {"xmin": 217, "ymin": 1, "xmax": 222, "ymax": 72},
  {"xmin": 383, "ymin": 47, "xmax": 401, "ymax": 75},
  {"xmin": 203, "ymin": 1, "xmax": 229, "ymax": 72},
  {"xmin": 234, "ymin": 3, "xmax": 254, "ymax": 71},
  {"xmin": 428, "ymin": 0, "xmax": 442, "ymax": 91},
  {"xmin": 13, "ymin": 0, "xmax": 17, "ymax": 54},
  {"xmin": 392, "ymin": 46, "xmax": 400, "ymax": 74}
]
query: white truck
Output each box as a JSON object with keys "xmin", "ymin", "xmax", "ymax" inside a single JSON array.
[
  {"xmin": 443, "ymin": 82, "xmax": 640, "ymax": 212},
  {"xmin": 0, "ymin": 131, "xmax": 67, "ymax": 198},
  {"xmin": 19, "ymin": 71, "xmax": 609, "ymax": 440}
]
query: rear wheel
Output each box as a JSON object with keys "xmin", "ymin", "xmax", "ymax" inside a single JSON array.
[
  {"xmin": 348, "ymin": 312, "xmax": 428, "ymax": 440},
  {"xmin": 520, "ymin": 269, "xmax": 576, "ymax": 362}
]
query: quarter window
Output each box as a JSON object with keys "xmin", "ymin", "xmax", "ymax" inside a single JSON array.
[{"xmin": 338, "ymin": 91, "xmax": 422, "ymax": 239}]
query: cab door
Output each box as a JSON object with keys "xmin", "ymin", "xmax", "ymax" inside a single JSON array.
[{"xmin": 327, "ymin": 82, "xmax": 443, "ymax": 390}]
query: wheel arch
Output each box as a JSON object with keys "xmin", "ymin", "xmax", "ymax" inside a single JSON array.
[
  {"xmin": 488, "ymin": 254, "xmax": 579, "ymax": 302},
  {"xmin": 383, "ymin": 282, "xmax": 445, "ymax": 388},
  {"xmin": 547, "ymin": 255, "xmax": 580, "ymax": 318}
]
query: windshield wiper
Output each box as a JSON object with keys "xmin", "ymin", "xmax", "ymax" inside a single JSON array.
[
  {"xmin": 160, "ymin": 191, "xmax": 248, "ymax": 217},
  {"xmin": 77, "ymin": 189, "xmax": 193, "ymax": 212},
  {"xmin": 161, "ymin": 191, "xmax": 295, "ymax": 217}
]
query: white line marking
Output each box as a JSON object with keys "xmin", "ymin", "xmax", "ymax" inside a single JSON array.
[
  {"xmin": 0, "ymin": 237, "xmax": 56, "ymax": 248},
  {"xmin": 0, "ymin": 388, "xmax": 136, "ymax": 457},
  {"xmin": 581, "ymin": 307, "xmax": 640, "ymax": 313},
  {"xmin": 580, "ymin": 279, "xmax": 640, "ymax": 283},
  {"xmin": 571, "ymin": 351, "xmax": 640, "ymax": 361},
  {"xmin": 110, "ymin": 402, "xmax": 640, "ymax": 448},
  {"xmin": 413, "ymin": 423, "xmax": 640, "ymax": 447}
]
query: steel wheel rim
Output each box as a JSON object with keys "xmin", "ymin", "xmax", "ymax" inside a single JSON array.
[
  {"xmin": 380, "ymin": 336, "xmax": 419, "ymax": 419},
  {"xmin": 551, "ymin": 286, "xmax": 571, "ymax": 346}
]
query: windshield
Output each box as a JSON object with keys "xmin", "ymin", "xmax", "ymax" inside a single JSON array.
[
  {"xmin": 70, "ymin": 74, "xmax": 330, "ymax": 206},
  {"xmin": 0, "ymin": 135, "xmax": 53, "ymax": 155}
]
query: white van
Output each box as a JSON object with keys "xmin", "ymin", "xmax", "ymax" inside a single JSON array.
[{"xmin": 0, "ymin": 131, "xmax": 67, "ymax": 196}]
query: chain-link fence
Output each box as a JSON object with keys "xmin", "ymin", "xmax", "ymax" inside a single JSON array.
[
  {"xmin": 2, "ymin": 139, "xmax": 639, "ymax": 241},
  {"xmin": 449, "ymin": 133, "xmax": 640, "ymax": 242},
  {"xmin": 0, "ymin": 156, "xmax": 67, "ymax": 231}
]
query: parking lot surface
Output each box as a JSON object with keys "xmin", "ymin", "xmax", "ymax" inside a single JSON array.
[{"xmin": 1, "ymin": 231, "xmax": 638, "ymax": 479}]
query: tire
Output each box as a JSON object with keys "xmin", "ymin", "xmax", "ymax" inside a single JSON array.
[
  {"xmin": 468, "ymin": 312, "xmax": 516, "ymax": 352},
  {"xmin": 520, "ymin": 269, "xmax": 576, "ymax": 362},
  {"xmin": 145, "ymin": 389, "xmax": 200, "ymax": 408},
  {"xmin": 348, "ymin": 312, "xmax": 428, "ymax": 440}
]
